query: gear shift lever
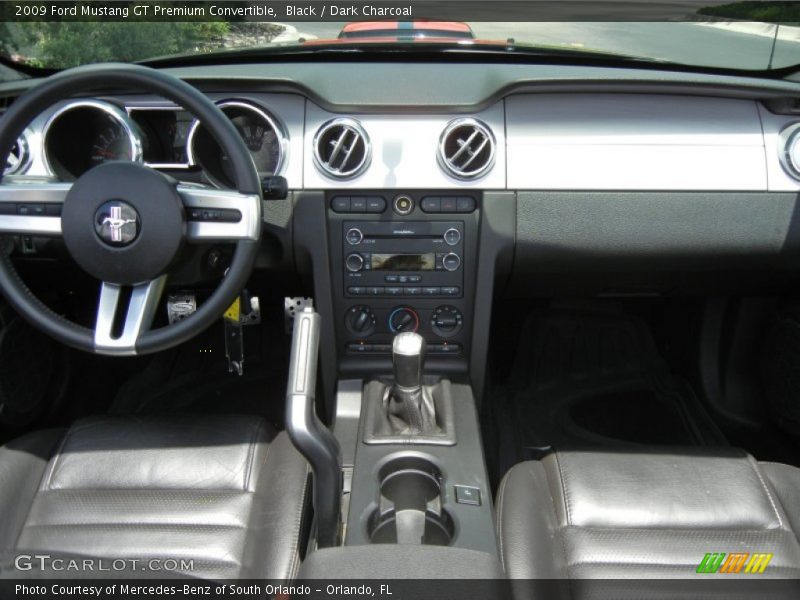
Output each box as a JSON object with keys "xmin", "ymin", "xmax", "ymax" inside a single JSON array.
[
  {"xmin": 365, "ymin": 331, "xmax": 455, "ymax": 444},
  {"xmin": 388, "ymin": 332, "xmax": 430, "ymax": 434},
  {"xmin": 393, "ymin": 331, "xmax": 425, "ymax": 388}
]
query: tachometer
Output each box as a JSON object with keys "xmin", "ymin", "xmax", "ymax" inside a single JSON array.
[{"xmin": 43, "ymin": 100, "xmax": 142, "ymax": 180}]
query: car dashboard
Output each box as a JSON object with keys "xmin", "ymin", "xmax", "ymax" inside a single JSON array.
[{"xmin": 4, "ymin": 58, "xmax": 800, "ymax": 399}]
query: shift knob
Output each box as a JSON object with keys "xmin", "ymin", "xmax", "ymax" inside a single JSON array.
[{"xmin": 392, "ymin": 332, "xmax": 426, "ymax": 389}]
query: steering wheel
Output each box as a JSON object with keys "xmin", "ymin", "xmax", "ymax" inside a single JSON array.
[{"xmin": 0, "ymin": 64, "xmax": 263, "ymax": 355}]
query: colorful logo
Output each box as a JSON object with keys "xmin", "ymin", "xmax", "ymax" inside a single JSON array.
[{"xmin": 696, "ymin": 552, "xmax": 773, "ymax": 574}]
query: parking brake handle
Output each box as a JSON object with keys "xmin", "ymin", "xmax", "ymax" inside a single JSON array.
[{"xmin": 286, "ymin": 307, "xmax": 342, "ymax": 548}]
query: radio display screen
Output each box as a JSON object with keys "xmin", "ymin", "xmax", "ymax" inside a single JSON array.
[{"xmin": 370, "ymin": 253, "xmax": 435, "ymax": 271}]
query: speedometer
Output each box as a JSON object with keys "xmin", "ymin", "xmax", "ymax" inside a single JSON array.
[{"xmin": 188, "ymin": 100, "xmax": 286, "ymax": 188}]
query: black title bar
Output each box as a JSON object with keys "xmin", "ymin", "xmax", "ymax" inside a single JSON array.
[{"xmin": 1, "ymin": 1, "xmax": 793, "ymax": 23}]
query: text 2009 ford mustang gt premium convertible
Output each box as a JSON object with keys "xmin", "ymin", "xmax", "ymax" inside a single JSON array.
[{"xmin": 1, "ymin": 8, "xmax": 800, "ymax": 599}]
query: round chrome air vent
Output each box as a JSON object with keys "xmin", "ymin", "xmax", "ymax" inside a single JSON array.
[
  {"xmin": 779, "ymin": 123, "xmax": 800, "ymax": 180},
  {"xmin": 3, "ymin": 135, "xmax": 30, "ymax": 176},
  {"xmin": 437, "ymin": 118, "xmax": 495, "ymax": 180},
  {"xmin": 313, "ymin": 118, "xmax": 370, "ymax": 179}
]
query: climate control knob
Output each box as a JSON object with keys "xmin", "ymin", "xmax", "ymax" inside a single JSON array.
[
  {"xmin": 345, "ymin": 305, "xmax": 376, "ymax": 337},
  {"xmin": 388, "ymin": 306, "xmax": 420, "ymax": 334},
  {"xmin": 430, "ymin": 305, "xmax": 463, "ymax": 338},
  {"xmin": 345, "ymin": 253, "xmax": 365, "ymax": 272}
]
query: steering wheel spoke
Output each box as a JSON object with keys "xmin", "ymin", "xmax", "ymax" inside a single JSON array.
[
  {"xmin": 0, "ymin": 182, "xmax": 69, "ymax": 236},
  {"xmin": 178, "ymin": 185, "xmax": 261, "ymax": 242},
  {"xmin": 94, "ymin": 277, "xmax": 166, "ymax": 355}
]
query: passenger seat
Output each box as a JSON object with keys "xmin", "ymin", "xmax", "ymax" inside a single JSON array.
[{"xmin": 496, "ymin": 449, "xmax": 800, "ymax": 579}]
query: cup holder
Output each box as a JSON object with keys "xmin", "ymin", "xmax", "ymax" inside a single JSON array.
[{"xmin": 367, "ymin": 456, "xmax": 455, "ymax": 546}]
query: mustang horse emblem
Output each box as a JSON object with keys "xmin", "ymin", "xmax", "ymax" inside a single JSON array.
[
  {"xmin": 95, "ymin": 202, "xmax": 139, "ymax": 246},
  {"xmin": 102, "ymin": 206, "xmax": 136, "ymax": 243}
]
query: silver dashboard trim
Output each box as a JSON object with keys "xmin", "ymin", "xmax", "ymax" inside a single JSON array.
[
  {"xmin": 506, "ymin": 93, "xmax": 767, "ymax": 191},
  {"xmin": 304, "ymin": 101, "xmax": 507, "ymax": 189},
  {"xmin": 7, "ymin": 89, "xmax": 797, "ymax": 193}
]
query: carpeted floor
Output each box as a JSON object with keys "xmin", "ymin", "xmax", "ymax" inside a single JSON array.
[{"xmin": 491, "ymin": 306, "xmax": 727, "ymax": 480}]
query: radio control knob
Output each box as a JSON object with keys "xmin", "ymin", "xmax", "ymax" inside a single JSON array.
[
  {"xmin": 346, "ymin": 253, "xmax": 364, "ymax": 272},
  {"xmin": 346, "ymin": 228, "xmax": 363, "ymax": 245},
  {"xmin": 442, "ymin": 253, "xmax": 461, "ymax": 272},
  {"xmin": 443, "ymin": 228, "xmax": 461, "ymax": 246}
]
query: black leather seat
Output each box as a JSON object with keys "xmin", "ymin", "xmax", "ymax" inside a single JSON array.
[
  {"xmin": 0, "ymin": 415, "xmax": 309, "ymax": 580},
  {"xmin": 497, "ymin": 448, "xmax": 800, "ymax": 580}
]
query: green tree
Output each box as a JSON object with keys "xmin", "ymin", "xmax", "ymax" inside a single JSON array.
[{"xmin": 24, "ymin": 21, "xmax": 229, "ymax": 68}]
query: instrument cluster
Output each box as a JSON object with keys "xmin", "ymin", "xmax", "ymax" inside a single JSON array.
[{"xmin": 6, "ymin": 98, "xmax": 287, "ymax": 187}]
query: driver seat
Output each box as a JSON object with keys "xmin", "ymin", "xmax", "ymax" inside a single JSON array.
[{"xmin": 0, "ymin": 414, "xmax": 310, "ymax": 579}]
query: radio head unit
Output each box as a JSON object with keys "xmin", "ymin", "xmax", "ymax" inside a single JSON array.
[{"xmin": 342, "ymin": 221, "xmax": 463, "ymax": 299}]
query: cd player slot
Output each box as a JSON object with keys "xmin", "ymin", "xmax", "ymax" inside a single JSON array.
[{"xmin": 360, "ymin": 234, "xmax": 446, "ymax": 240}]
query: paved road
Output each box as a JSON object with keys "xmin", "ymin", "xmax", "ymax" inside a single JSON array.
[{"xmin": 278, "ymin": 21, "xmax": 800, "ymax": 70}]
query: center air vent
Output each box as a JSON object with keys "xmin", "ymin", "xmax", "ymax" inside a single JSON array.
[
  {"xmin": 437, "ymin": 118, "xmax": 495, "ymax": 180},
  {"xmin": 313, "ymin": 118, "xmax": 370, "ymax": 179}
]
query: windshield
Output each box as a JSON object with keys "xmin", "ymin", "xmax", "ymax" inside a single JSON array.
[{"xmin": 3, "ymin": 9, "xmax": 800, "ymax": 74}]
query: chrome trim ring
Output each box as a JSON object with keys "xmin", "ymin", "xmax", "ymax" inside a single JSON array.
[{"xmin": 41, "ymin": 99, "xmax": 143, "ymax": 177}]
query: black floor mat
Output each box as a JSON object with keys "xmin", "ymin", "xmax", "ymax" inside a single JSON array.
[{"xmin": 498, "ymin": 306, "xmax": 727, "ymax": 472}]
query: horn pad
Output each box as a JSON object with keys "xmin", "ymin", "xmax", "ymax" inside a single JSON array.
[{"xmin": 61, "ymin": 162, "xmax": 185, "ymax": 285}]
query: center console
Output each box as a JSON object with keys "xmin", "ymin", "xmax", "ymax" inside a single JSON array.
[{"xmin": 289, "ymin": 189, "xmax": 508, "ymax": 578}]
